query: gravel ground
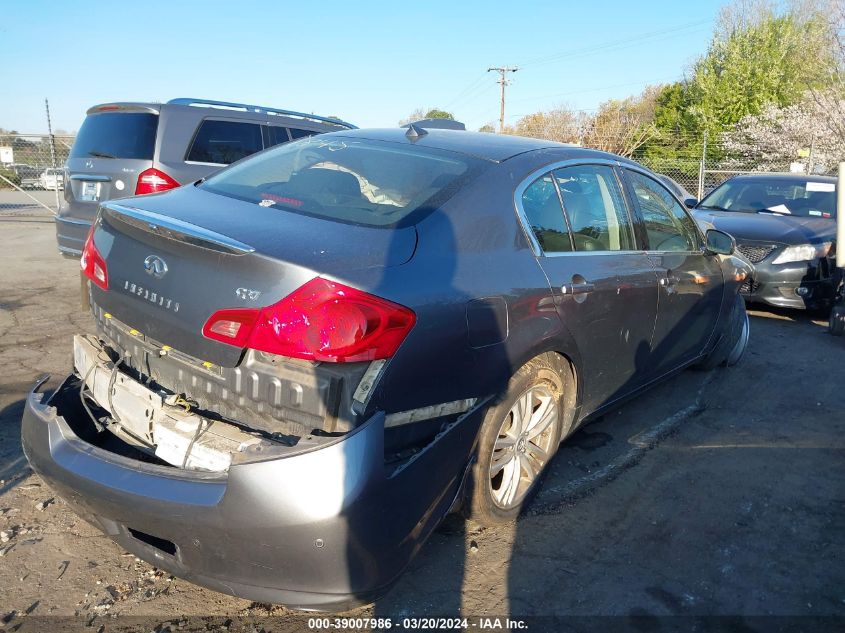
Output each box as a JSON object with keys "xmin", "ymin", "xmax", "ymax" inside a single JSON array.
[{"xmin": 0, "ymin": 209, "xmax": 843, "ymax": 631}]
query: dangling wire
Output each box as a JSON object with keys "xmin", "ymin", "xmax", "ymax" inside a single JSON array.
[
  {"xmin": 181, "ymin": 419, "xmax": 211, "ymax": 469},
  {"xmin": 78, "ymin": 361, "xmax": 105, "ymax": 433},
  {"xmin": 106, "ymin": 354, "xmax": 127, "ymax": 423}
]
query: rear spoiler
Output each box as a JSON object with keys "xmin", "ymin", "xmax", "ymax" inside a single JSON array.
[
  {"xmin": 101, "ymin": 203, "xmax": 255, "ymax": 255},
  {"xmin": 86, "ymin": 103, "xmax": 161, "ymax": 115},
  {"xmin": 401, "ymin": 118, "xmax": 466, "ymax": 131}
]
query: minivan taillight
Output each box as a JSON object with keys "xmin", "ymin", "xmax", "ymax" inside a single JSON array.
[
  {"xmin": 80, "ymin": 228, "xmax": 108, "ymax": 290},
  {"xmin": 135, "ymin": 168, "xmax": 179, "ymax": 196},
  {"xmin": 202, "ymin": 278, "xmax": 416, "ymax": 363}
]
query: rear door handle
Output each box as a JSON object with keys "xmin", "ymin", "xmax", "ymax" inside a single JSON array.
[
  {"xmin": 561, "ymin": 281, "xmax": 595, "ymax": 295},
  {"xmin": 659, "ymin": 275, "xmax": 679, "ymax": 287}
]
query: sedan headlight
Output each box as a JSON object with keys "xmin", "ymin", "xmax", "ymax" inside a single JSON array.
[{"xmin": 771, "ymin": 242, "xmax": 832, "ymax": 264}]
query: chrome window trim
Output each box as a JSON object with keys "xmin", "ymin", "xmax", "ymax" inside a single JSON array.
[
  {"xmin": 514, "ymin": 157, "xmax": 645, "ymax": 258},
  {"xmin": 184, "ymin": 160, "xmax": 227, "ymax": 167}
]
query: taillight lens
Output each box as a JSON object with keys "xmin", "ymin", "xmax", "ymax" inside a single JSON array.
[
  {"xmin": 80, "ymin": 227, "xmax": 108, "ymax": 290},
  {"xmin": 135, "ymin": 168, "xmax": 179, "ymax": 196},
  {"xmin": 202, "ymin": 278, "xmax": 416, "ymax": 362}
]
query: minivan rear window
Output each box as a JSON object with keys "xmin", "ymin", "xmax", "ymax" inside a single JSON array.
[
  {"xmin": 199, "ymin": 137, "xmax": 486, "ymax": 227},
  {"xmin": 70, "ymin": 112, "xmax": 158, "ymax": 160}
]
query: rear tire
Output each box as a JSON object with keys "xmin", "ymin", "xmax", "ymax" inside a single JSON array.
[
  {"xmin": 696, "ymin": 293, "xmax": 749, "ymax": 370},
  {"xmin": 830, "ymin": 305, "xmax": 845, "ymax": 336},
  {"xmin": 464, "ymin": 353, "xmax": 570, "ymax": 526}
]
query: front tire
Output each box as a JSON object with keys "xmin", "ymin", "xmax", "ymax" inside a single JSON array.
[
  {"xmin": 464, "ymin": 353, "xmax": 570, "ymax": 525},
  {"xmin": 830, "ymin": 305, "xmax": 845, "ymax": 336},
  {"xmin": 696, "ymin": 293, "xmax": 749, "ymax": 370}
]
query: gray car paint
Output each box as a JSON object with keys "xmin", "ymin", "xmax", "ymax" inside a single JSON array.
[{"xmin": 24, "ymin": 129, "xmax": 750, "ymax": 610}]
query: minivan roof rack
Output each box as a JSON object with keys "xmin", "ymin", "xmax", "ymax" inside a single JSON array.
[{"xmin": 166, "ymin": 98, "xmax": 357, "ymax": 129}]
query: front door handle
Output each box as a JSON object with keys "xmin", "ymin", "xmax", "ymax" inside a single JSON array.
[
  {"xmin": 659, "ymin": 275, "xmax": 680, "ymax": 288},
  {"xmin": 561, "ymin": 281, "xmax": 595, "ymax": 295}
]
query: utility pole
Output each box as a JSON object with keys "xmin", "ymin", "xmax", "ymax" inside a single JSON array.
[{"xmin": 487, "ymin": 66, "xmax": 518, "ymax": 133}]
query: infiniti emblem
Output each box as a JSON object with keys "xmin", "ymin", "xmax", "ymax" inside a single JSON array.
[{"xmin": 144, "ymin": 255, "xmax": 168, "ymax": 279}]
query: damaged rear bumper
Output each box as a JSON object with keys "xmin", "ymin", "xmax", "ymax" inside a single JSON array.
[{"xmin": 21, "ymin": 376, "xmax": 486, "ymax": 610}]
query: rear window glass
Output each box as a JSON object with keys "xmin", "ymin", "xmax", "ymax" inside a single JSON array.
[
  {"xmin": 199, "ymin": 137, "xmax": 486, "ymax": 227},
  {"xmin": 699, "ymin": 178, "xmax": 837, "ymax": 219},
  {"xmin": 186, "ymin": 120, "xmax": 263, "ymax": 165},
  {"xmin": 70, "ymin": 112, "xmax": 158, "ymax": 160}
]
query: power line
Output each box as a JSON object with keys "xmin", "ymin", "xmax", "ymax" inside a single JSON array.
[
  {"xmin": 488, "ymin": 67, "xmax": 519, "ymax": 133},
  {"xmin": 444, "ymin": 73, "xmax": 489, "ymax": 109},
  {"xmin": 509, "ymin": 75, "xmax": 684, "ymax": 105},
  {"xmin": 518, "ymin": 18, "xmax": 712, "ymax": 69}
]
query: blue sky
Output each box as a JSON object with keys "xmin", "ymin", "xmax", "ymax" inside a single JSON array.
[{"xmin": 1, "ymin": 0, "xmax": 725, "ymax": 134}]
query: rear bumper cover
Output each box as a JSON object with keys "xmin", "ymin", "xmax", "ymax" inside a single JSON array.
[
  {"xmin": 55, "ymin": 215, "xmax": 91, "ymax": 256},
  {"xmin": 21, "ymin": 376, "xmax": 485, "ymax": 610}
]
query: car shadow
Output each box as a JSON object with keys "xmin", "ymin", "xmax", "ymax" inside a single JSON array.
[{"xmin": 0, "ymin": 397, "xmax": 33, "ymax": 496}]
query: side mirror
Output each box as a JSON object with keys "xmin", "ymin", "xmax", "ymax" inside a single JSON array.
[
  {"xmin": 705, "ymin": 229, "xmax": 735, "ymax": 256},
  {"xmin": 684, "ymin": 197, "xmax": 698, "ymax": 209}
]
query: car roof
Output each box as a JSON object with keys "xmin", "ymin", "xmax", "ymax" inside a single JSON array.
[
  {"xmin": 727, "ymin": 172, "xmax": 837, "ymax": 183},
  {"xmin": 84, "ymin": 100, "xmax": 354, "ymax": 129},
  {"xmin": 329, "ymin": 128, "xmax": 619, "ymax": 163}
]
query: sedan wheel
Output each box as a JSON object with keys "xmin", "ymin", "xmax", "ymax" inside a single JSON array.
[
  {"xmin": 465, "ymin": 353, "xmax": 569, "ymax": 525},
  {"xmin": 489, "ymin": 386, "xmax": 558, "ymax": 509}
]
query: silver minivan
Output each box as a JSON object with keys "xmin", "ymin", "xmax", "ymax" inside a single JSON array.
[{"xmin": 56, "ymin": 98, "xmax": 355, "ymax": 255}]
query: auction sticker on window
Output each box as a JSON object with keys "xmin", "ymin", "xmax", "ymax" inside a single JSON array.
[{"xmin": 806, "ymin": 181, "xmax": 835, "ymax": 192}]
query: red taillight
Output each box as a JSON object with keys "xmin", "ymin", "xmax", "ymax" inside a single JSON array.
[
  {"xmin": 202, "ymin": 278, "xmax": 416, "ymax": 363},
  {"xmin": 80, "ymin": 227, "xmax": 108, "ymax": 290},
  {"xmin": 135, "ymin": 168, "xmax": 180, "ymax": 196}
]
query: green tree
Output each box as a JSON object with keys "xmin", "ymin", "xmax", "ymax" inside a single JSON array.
[
  {"xmin": 640, "ymin": 0, "xmax": 838, "ymax": 179},
  {"xmin": 398, "ymin": 108, "xmax": 455, "ymax": 125},
  {"xmin": 424, "ymin": 109, "xmax": 455, "ymax": 120}
]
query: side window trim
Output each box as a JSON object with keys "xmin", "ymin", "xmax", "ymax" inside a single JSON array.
[
  {"xmin": 514, "ymin": 158, "xmax": 648, "ymax": 257},
  {"xmin": 622, "ymin": 166, "xmax": 703, "ymax": 253},
  {"xmin": 553, "ymin": 163, "xmax": 637, "ymax": 254},
  {"xmin": 617, "ymin": 166, "xmax": 650, "ymax": 251},
  {"xmin": 550, "ymin": 174, "xmax": 577, "ymax": 252}
]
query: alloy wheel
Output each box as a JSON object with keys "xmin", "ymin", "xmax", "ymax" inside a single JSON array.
[{"xmin": 488, "ymin": 385, "xmax": 559, "ymax": 509}]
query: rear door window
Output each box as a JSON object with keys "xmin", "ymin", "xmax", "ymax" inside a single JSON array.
[
  {"xmin": 521, "ymin": 173, "xmax": 573, "ymax": 252},
  {"xmin": 554, "ymin": 165, "xmax": 634, "ymax": 251},
  {"xmin": 70, "ymin": 112, "xmax": 158, "ymax": 160},
  {"xmin": 268, "ymin": 126, "xmax": 292, "ymax": 147},
  {"xmin": 626, "ymin": 170, "xmax": 699, "ymax": 252},
  {"xmin": 186, "ymin": 120, "xmax": 263, "ymax": 165}
]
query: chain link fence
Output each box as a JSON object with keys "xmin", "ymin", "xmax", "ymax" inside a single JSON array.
[
  {"xmin": 0, "ymin": 128, "xmax": 839, "ymax": 217},
  {"xmin": 629, "ymin": 130, "xmax": 839, "ymax": 200},
  {"xmin": 0, "ymin": 133, "xmax": 76, "ymax": 216}
]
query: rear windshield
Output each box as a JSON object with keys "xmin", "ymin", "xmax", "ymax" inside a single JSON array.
[
  {"xmin": 70, "ymin": 112, "xmax": 158, "ymax": 160},
  {"xmin": 699, "ymin": 178, "xmax": 837, "ymax": 219},
  {"xmin": 199, "ymin": 136, "xmax": 486, "ymax": 227}
]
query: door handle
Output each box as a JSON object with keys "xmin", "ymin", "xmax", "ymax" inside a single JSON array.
[
  {"xmin": 561, "ymin": 281, "xmax": 595, "ymax": 295},
  {"xmin": 659, "ymin": 275, "xmax": 679, "ymax": 287}
]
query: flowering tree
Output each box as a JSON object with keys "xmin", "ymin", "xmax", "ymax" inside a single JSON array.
[{"xmin": 721, "ymin": 92, "xmax": 845, "ymax": 173}]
